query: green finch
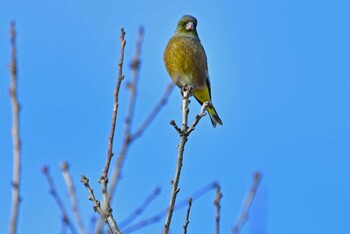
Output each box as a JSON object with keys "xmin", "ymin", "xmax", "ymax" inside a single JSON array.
[{"xmin": 164, "ymin": 15, "xmax": 223, "ymax": 127}]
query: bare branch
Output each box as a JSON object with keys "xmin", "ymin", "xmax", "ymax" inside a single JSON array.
[
  {"xmin": 42, "ymin": 166, "xmax": 77, "ymax": 234},
  {"xmin": 214, "ymin": 184, "xmax": 223, "ymax": 234},
  {"xmin": 187, "ymin": 101, "xmax": 210, "ymax": 134},
  {"xmin": 9, "ymin": 21, "xmax": 22, "ymax": 234},
  {"xmin": 123, "ymin": 182, "xmax": 217, "ymax": 233},
  {"xmin": 96, "ymin": 28, "xmax": 174, "ymax": 233},
  {"xmin": 95, "ymin": 27, "xmax": 144, "ymax": 234},
  {"xmin": 232, "ymin": 171, "xmax": 262, "ymax": 234},
  {"xmin": 108, "ymin": 26, "xmax": 145, "ymax": 196},
  {"xmin": 163, "ymin": 85, "xmax": 209, "ymax": 234},
  {"xmin": 80, "ymin": 175, "xmax": 116, "ymax": 234},
  {"xmin": 170, "ymin": 120, "xmax": 181, "ymax": 134},
  {"xmin": 183, "ymin": 198, "xmax": 192, "ymax": 234},
  {"xmin": 61, "ymin": 162, "xmax": 86, "ymax": 234},
  {"xmin": 94, "ymin": 27, "xmax": 127, "ymax": 234},
  {"xmin": 101, "ymin": 27, "xmax": 126, "ymax": 181},
  {"xmin": 120, "ymin": 187, "xmax": 161, "ymax": 228}
]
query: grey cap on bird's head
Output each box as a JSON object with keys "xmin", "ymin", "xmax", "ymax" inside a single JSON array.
[
  {"xmin": 176, "ymin": 15, "xmax": 199, "ymax": 35},
  {"xmin": 180, "ymin": 15, "xmax": 197, "ymax": 23},
  {"xmin": 178, "ymin": 15, "xmax": 197, "ymax": 27}
]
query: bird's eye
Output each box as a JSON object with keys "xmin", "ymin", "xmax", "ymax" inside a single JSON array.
[{"xmin": 181, "ymin": 22, "xmax": 186, "ymax": 27}]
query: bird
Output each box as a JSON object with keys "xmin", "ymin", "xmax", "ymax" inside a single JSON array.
[{"xmin": 163, "ymin": 15, "xmax": 223, "ymax": 127}]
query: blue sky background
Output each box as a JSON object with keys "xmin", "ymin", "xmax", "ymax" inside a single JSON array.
[{"xmin": 1, "ymin": 0, "xmax": 350, "ymax": 233}]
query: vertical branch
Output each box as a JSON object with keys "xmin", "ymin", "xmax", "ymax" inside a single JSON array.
[
  {"xmin": 96, "ymin": 27, "xmax": 173, "ymax": 233},
  {"xmin": 164, "ymin": 86, "xmax": 209, "ymax": 234},
  {"xmin": 163, "ymin": 88, "xmax": 190, "ymax": 234},
  {"xmin": 214, "ymin": 184, "xmax": 223, "ymax": 234},
  {"xmin": 95, "ymin": 27, "xmax": 144, "ymax": 234},
  {"xmin": 103, "ymin": 27, "xmax": 127, "ymax": 231},
  {"xmin": 232, "ymin": 171, "xmax": 262, "ymax": 234},
  {"xmin": 93, "ymin": 27, "xmax": 126, "ymax": 234},
  {"xmin": 183, "ymin": 198, "xmax": 192, "ymax": 234},
  {"xmin": 109, "ymin": 26, "xmax": 144, "ymax": 195},
  {"xmin": 101, "ymin": 27, "xmax": 126, "ymax": 181},
  {"xmin": 9, "ymin": 21, "xmax": 22, "ymax": 234},
  {"xmin": 61, "ymin": 162, "xmax": 86, "ymax": 234}
]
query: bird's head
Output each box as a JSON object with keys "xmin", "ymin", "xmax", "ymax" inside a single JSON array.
[{"xmin": 174, "ymin": 15, "xmax": 199, "ymax": 38}]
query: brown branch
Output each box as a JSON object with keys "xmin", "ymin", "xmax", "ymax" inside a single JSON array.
[
  {"xmin": 163, "ymin": 88, "xmax": 190, "ymax": 234},
  {"xmin": 80, "ymin": 175, "xmax": 117, "ymax": 234},
  {"xmin": 95, "ymin": 27, "xmax": 126, "ymax": 234},
  {"xmin": 120, "ymin": 187, "xmax": 161, "ymax": 228},
  {"xmin": 214, "ymin": 184, "xmax": 223, "ymax": 234},
  {"xmin": 96, "ymin": 27, "xmax": 174, "ymax": 233},
  {"xmin": 61, "ymin": 162, "xmax": 86, "ymax": 234},
  {"xmin": 9, "ymin": 21, "xmax": 22, "ymax": 234},
  {"xmin": 163, "ymin": 85, "xmax": 209, "ymax": 234},
  {"xmin": 232, "ymin": 171, "xmax": 262, "ymax": 234},
  {"xmin": 101, "ymin": 27, "xmax": 126, "ymax": 181},
  {"xmin": 105, "ymin": 26, "xmax": 144, "ymax": 198},
  {"xmin": 42, "ymin": 166, "xmax": 77, "ymax": 234},
  {"xmin": 123, "ymin": 182, "xmax": 217, "ymax": 233},
  {"xmin": 108, "ymin": 26, "xmax": 144, "ymax": 194},
  {"xmin": 183, "ymin": 198, "xmax": 192, "ymax": 234},
  {"xmin": 95, "ymin": 27, "xmax": 144, "ymax": 234}
]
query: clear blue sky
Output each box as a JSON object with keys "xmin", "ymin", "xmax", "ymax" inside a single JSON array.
[{"xmin": 1, "ymin": 0, "xmax": 349, "ymax": 233}]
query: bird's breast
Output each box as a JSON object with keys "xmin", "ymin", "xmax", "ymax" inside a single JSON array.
[{"xmin": 164, "ymin": 36, "xmax": 208, "ymax": 89}]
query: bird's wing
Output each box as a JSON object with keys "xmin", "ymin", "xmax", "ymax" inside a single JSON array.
[{"xmin": 201, "ymin": 43, "xmax": 212, "ymax": 100}]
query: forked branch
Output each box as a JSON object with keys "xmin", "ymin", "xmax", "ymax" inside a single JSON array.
[{"xmin": 163, "ymin": 85, "xmax": 209, "ymax": 234}]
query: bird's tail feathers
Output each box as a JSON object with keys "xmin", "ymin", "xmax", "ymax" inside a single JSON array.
[
  {"xmin": 208, "ymin": 105, "xmax": 223, "ymax": 128},
  {"xmin": 194, "ymin": 96, "xmax": 223, "ymax": 128}
]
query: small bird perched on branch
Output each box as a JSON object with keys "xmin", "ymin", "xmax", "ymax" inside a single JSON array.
[{"xmin": 164, "ymin": 15, "xmax": 223, "ymax": 127}]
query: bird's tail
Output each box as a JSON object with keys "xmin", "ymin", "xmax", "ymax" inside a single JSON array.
[{"xmin": 207, "ymin": 104, "xmax": 223, "ymax": 128}]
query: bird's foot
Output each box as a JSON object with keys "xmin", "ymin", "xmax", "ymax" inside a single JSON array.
[{"xmin": 181, "ymin": 84, "xmax": 195, "ymax": 98}]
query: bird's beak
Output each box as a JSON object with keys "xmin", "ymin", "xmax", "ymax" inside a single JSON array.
[{"xmin": 186, "ymin": 22, "xmax": 194, "ymax": 31}]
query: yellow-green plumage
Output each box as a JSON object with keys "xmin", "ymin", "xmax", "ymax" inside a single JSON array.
[{"xmin": 164, "ymin": 15, "xmax": 223, "ymax": 127}]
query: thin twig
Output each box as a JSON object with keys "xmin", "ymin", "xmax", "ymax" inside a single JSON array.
[
  {"xmin": 187, "ymin": 101, "xmax": 210, "ymax": 134},
  {"xmin": 183, "ymin": 198, "xmax": 192, "ymax": 234},
  {"xmin": 96, "ymin": 27, "xmax": 174, "ymax": 233},
  {"xmin": 96, "ymin": 27, "xmax": 126, "ymax": 234},
  {"xmin": 123, "ymin": 182, "xmax": 217, "ymax": 233},
  {"xmin": 163, "ymin": 86, "xmax": 209, "ymax": 234},
  {"xmin": 232, "ymin": 171, "xmax": 262, "ymax": 234},
  {"xmin": 163, "ymin": 89, "xmax": 190, "ymax": 234},
  {"xmin": 170, "ymin": 120, "xmax": 181, "ymax": 134},
  {"xmin": 214, "ymin": 184, "xmax": 223, "ymax": 234},
  {"xmin": 9, "ymin": 21, "xmax": 21, "ymax": 234},
  {"xmin": 108, "ymin": 26, "xmax": 144, "ymax": 195},
  {"xmin": 61, "ymin": 162, "xmax": 87, "ymax": 234},
  {"xmin": 10, "ymin": 22, "xmax": 21, "ymax": 234},
  {"xmin": 120, "ymin": 187, "xmax": 161, "ymax": 228},
  {"xmin": 95, "ymin": 27, "xmax": 144, "ymax": 234},
  {"xmin": 42, "ymin": 166, "xmax": 77, "ymax": 234},
  {"xmin": 101, "ymin": 27, "xmax": 126, "ymax": 181},
  {"xmin": 80, "ymin": 175, "xmax": 115, "ymax": 234}
]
